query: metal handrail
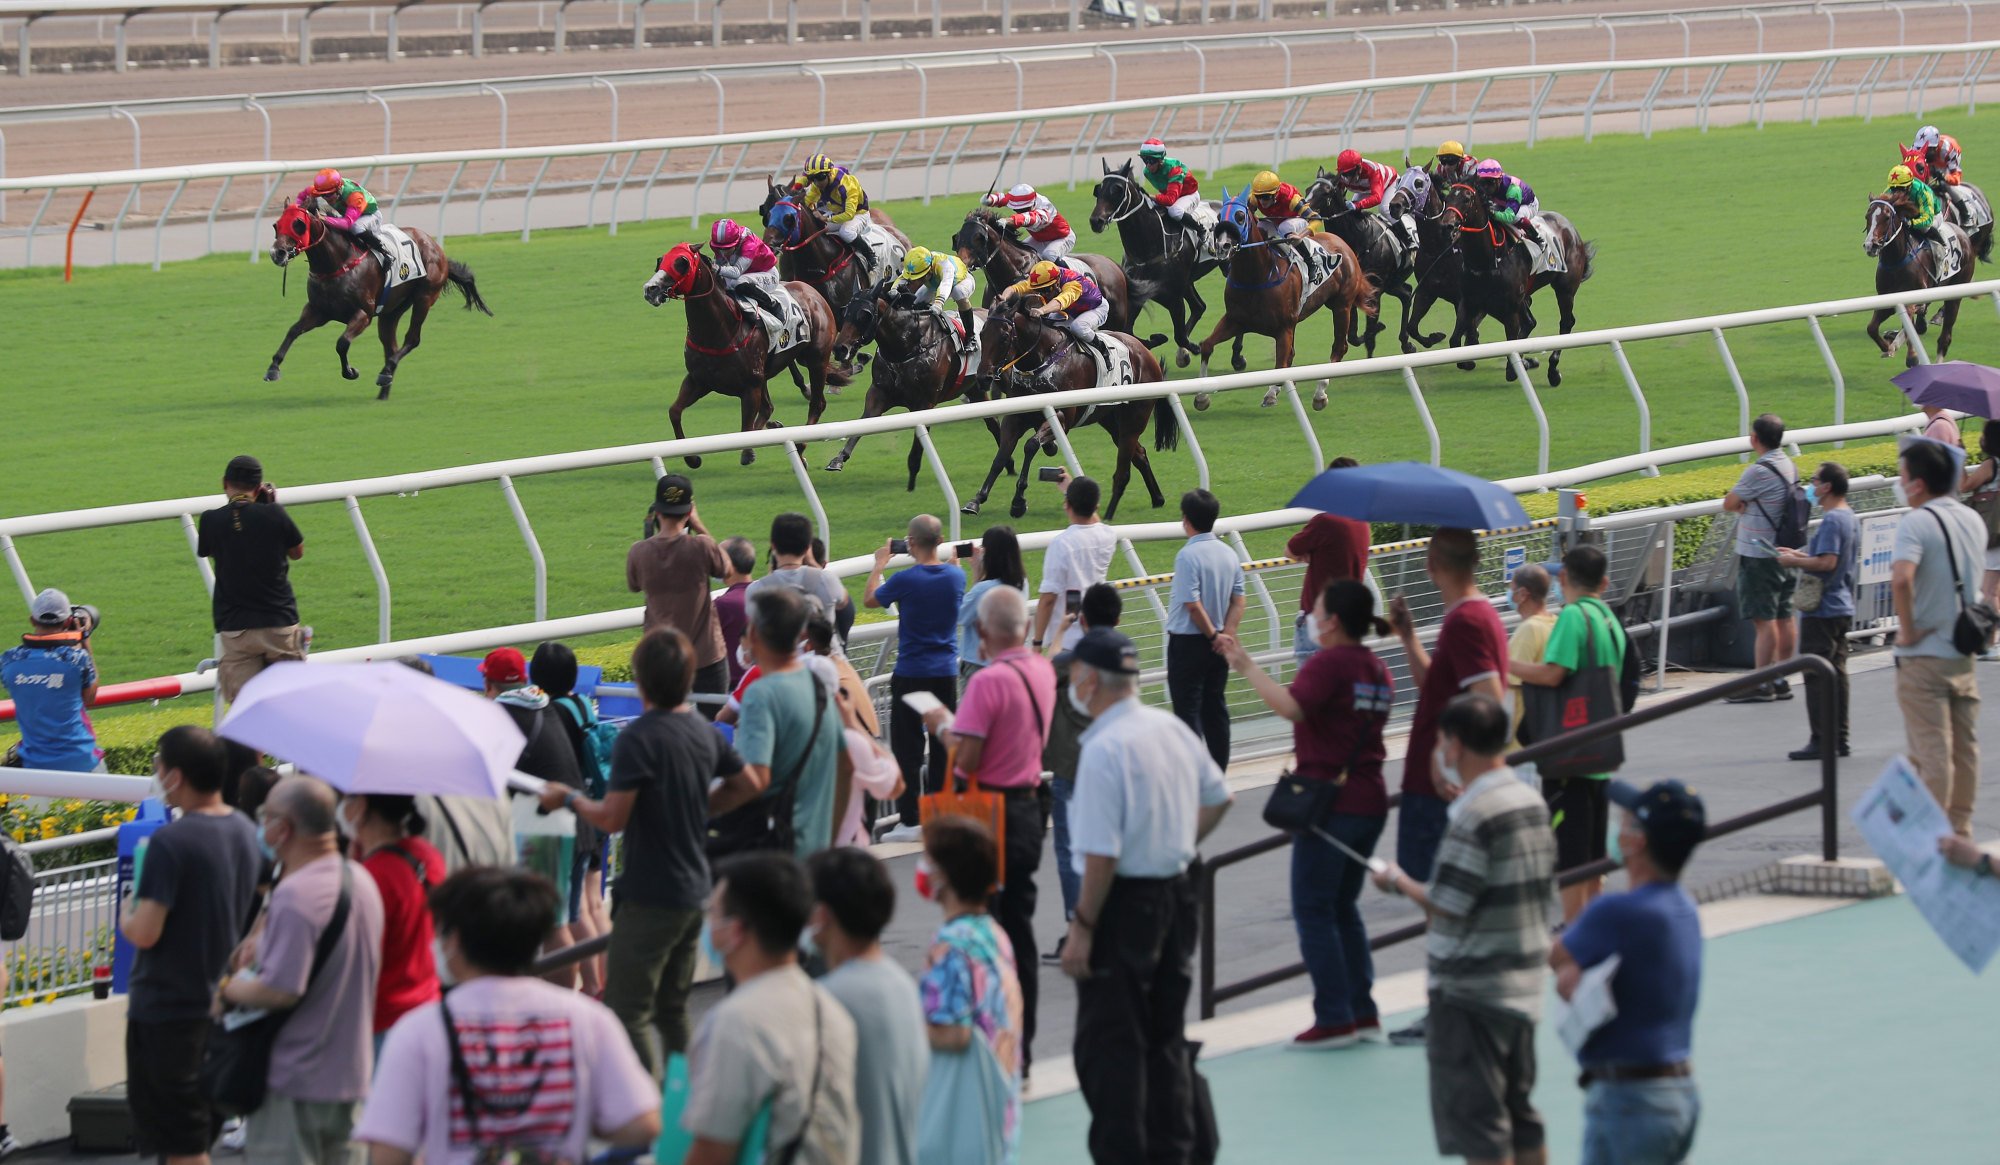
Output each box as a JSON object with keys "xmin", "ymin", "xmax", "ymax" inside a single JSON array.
[
  {"xmin": 531, "ymin": 928, "xmax": 611, "ymax": 975},
  {"xmin": 1197, "ymin": 655, "xmax": 1839, "ymax": 1019}
]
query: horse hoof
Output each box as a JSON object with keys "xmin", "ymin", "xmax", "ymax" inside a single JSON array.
[
  {"xmin": 343, "ymin": 368, "xmax": 360, "ymax": 381},
  {"xmin": 1175, "ymin": 349, "xmax": 1192, "ymax": 369},
  {"xmin": 823, "ymin": 458, "xmax": 845, "ymax": 473},
  {"xmin": 741, "ymin": 449, "xmax": 757, "ymax": 467},
  {"xmin": 685, "ymin": 455, "xmax": 704, "ymax": 470},
  {"xmin": 1231, "ymin": 355, "xmax": 1248, "ymax": 373},
  {"xmin": 376, "ymin": 386, "xmax": 391, "ymax": 402},
  {"xmin": 1261, "ymin": 388, "xmax": 1280, "ymax": 408},
  {"xmin": 1456, "ymin": 360, "xmax": 1478, "ymax": 372},
  {"xmin": 264, "ymin": 367, "xmax": 282, "ymax": 382},
  {"xmin": 1008, "ymin": 500, "xmax": 1028, "ymax": 520},
  {"xmin": 1548, "ymin": 368, "xmax": 1563, "ymax": 388},
  {"xmin": 1192, "ymin": 393, "xmax": 1211, "ymax": 411},
  {"xmin": 1523, "ymin": 356, "xmax": 1540, "ymax": 370},
  {"xmin": 377, "ymin": 373, "xmax": 394, "ymax": 390},
  {"xmin": 961, "ymin": 501, "xmax": 983, "ymax": 516},
  {"xmin": 1312, "ymin": 390, "xmax": 1328, "ymax": 412}
]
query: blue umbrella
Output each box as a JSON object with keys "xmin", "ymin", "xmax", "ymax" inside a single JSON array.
[
  {"xmin": 1892, "ymin": 361, "xmax": 2000, "ymax": 418},
  {"xmin": 1288, "ymin": 462, "xmax": 1532, "ymax": 530}
]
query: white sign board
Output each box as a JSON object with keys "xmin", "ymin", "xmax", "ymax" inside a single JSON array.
[{"xmin": 1857, "ymin": 513, "xmax": 1901, "ymax": 587}]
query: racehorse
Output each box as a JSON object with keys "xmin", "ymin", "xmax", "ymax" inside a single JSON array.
[
  {"xmin": 757, "ymin": 183, "xmax": 911, "ymax": 320},
  {"xmin": 1194, "ymin": 188, "xmax": 1375, "ymax": 411},
  {"xmin": 825, "ymin": 281, "xmax": 989, "ymax": 480},
  {"xmin": 1863, "ymin": 191, "xmax": 1977, "ymax": 366},
  {"xmin": 265, "ymin": 204, "xmax": 491, "ymax": 401},
  {"xmin": 1385, "ymin": 170, "xmax": 1462, "ymax": 353},
  {"xmin": 1089, "ymin": 157, "xmax": 1224, "ymax": 368},
  {"xmin": 951, "ymin": 211, "xmax": 1136, "ymax": 332},
  {"xmin": 1900, "ymin": 145, "xmax": 1995, "ymax": 263},
  {"xmin": 1439, "ymin": 183, "xmax": 1596, "ymax": 386},
  {"xmin": 643, "ymin": 243, "xmax": 840, "ymax": 468},
  {"xmin": 1305, "ymin": 165, "xmax": 1415, "ymax": 357},
  {"xmin": 962, "ymin": 296, "xmax": 1176, "ymax": 521}
]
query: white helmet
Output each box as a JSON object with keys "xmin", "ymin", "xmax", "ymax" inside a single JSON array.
[
  {"xmin": 1004, "ymin": 183, "xmax": 1039, "ymax": 210},
  {"xmin": 1916, "ymin": 125, "xmax": 1943, "ymax": 149}
]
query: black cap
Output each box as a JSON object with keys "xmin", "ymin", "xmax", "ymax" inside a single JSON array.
[
  {"xmin": 224, "ymin": 455, "xmax": 264, "ymax": 485},
  {"xmin": 1607, "ymin": 779, "xmax": 1707, "ymax": 870},
  {"xmin": 652, "ymin": 474, "xmax": 694, "ymax": 517},
  {"xmin": 1068, "ymin": 627, "xmax": 1141, "ymax": 675}
]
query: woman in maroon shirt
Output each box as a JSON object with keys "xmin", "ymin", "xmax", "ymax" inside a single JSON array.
[{"xmin": 1222, "ymin": 579, "xmax": 1394, "ymax": 1049}]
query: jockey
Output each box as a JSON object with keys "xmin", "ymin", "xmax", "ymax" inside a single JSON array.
[
  {"xmin": 1429, "ymin": 140, "xmax": 1477, "ymax": 187},
  {"xmin": 897, "ymin": 246, "xmax": 980, "ymax": 354},
  {"xmin": 1001, "ymin": 260, "xmax": 1112, "ymax": 364},
  {"xmin": 1249, "ymin": 170, "xmax": 1320, "ymax": 260},
  {"xmin": 1888, "ymin": 164, "xmax": 1946, "ymax": 251},
  {"xmin": 296, "ymin": 168, "xmax": 389, "ymax": 264},
  {"xmin": 981, "ymin": 183, "xmax": 1076, "ymax": 262},
  {"xmin": 1137, "ymin": 138, "xmax": 1202, "ymax": 223},
  {"xmin": 1472, "ymin": 158, "xmax": 1545, "ymax": 247},
  {"xmin": 1333, "ymin": 149, "xmax": 1418, "ymax": 251},
  {"xmin": 707, "ymin": 218, "xmax": 785, "ymax": 320},
  {"xmin": 1914, "ymin": 124, "xmax": 1965, "ymax": 186},
  {"xmin": 791, "ymin": 153, "xmax": 879, "ymax": 272}
]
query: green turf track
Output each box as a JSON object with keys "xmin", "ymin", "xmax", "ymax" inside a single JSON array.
[{"xmin": 3, "ymin": 108, "xmax": 1993, "ymax": 694}]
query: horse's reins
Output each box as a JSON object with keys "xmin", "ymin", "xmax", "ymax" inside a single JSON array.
[
  {"xmin": 675, "ymin": 259, "xmax": 760, "ymax": 357},
  {"xmin": 1101, "ymin": 172, "xmax": 1177, "ymax": 258}
]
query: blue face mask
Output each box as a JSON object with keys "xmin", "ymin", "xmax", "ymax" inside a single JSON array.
[
  {"xmin": 700, "ymin": 919, "xmax": 725, "ymax": 968},
  {"xmin": 1607, "ymin": 817, "xmax": 1626, "ymax": 867},
  {"xmin": 1804, "ymin": 482, "xmax": 1819, "ymax": 508},
  {"xmin": 1546, "ymin": 579, "xmax": 1565, "ymax": 608},
  {"xmin": 259, "ymin": 822, "xmax": 281, "ymax": 864}
]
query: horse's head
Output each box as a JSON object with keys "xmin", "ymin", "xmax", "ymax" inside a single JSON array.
[
  {"xmin": 270, "ymin": 204, "xmax": 316, "ymax": 267},
  {"xmin": 762, "ymin": 196, "xmax": 809, "ymax": 250},
  {"xmin": 955, "ymin": 211, "xmax": 1001, "ymax": 271},
  {"xmin": 1441, "ymin": 182, "xmax": 1487, "ymax": 230},
  {"xmin": 1394, "ymin": 169, "xmax": 1435, "ymax": 219},
  {"xmin": 1213, "ymin": 187, "xmax": 1257, "ymax": 260},
  {"xmin": 834, "ymin": 282, "xmax": 888, "ymax": 364},
  {"xmin": 1089, "ymin": 158, "xmax": 1140, "ymax": 233},
  {"xmin": 644, "ymin": 243, "xmax": 705, "ymax": 306},
  {"xmin": 757, "ymin": 181, "xmax": 786, "ymax": 223},
  {"xmin": 1865, "ymin": 195, "xmax": 1908, "ymax": 257},
  {"xmin": 1303, "ymin": 166, "xmax": 1344, "ymax": 221}
]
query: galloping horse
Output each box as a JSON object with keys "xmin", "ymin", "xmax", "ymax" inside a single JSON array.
[
  {"xmin": 825, "ymin": 282, "xmax": 988, "ymax": 480},
  {"xmin": 951, "ymin": 212, "xmax": 1135, "ymax": 331},
  {"xmin": 1305, "ymin": 165, "xmax": 1415, "ymax": 357},
  {"xmin": 757, "ymin": 183, "xmax": 911, "ymax": 320},
  {"xmin": 265, "ymin": 205, "xmax": 491, "ymax": 400},
  {"xmin": 1089, "ymin": 158, "xmax": 1223, "ymax": 367},
  {"xmin": 1194, "ymin": 189, "xmax": 1375, "ymax": 411},
  {"xmin": 1385, "ymin": 170, "xmax": 1462, "ymax": 353},
  {"xmin": 1863, "ymin": 192, "xmax": 1977, "ymax": 366},
  {"xmin": 643, "ymin": 243, "xmax": 840, "ymax": 468},
  {"xmin": 1900, "ymin": 145, "xmax": 1995, "ymax": 263},
  {"xmin": 963, "ymin": 296, "xmax": 1176, "ymax": 521},
  {"xmin": 1439, "ymin": 184, "xmax": 1596, "ymax": 386}
]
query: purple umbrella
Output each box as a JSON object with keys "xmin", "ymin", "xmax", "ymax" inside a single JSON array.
[{"xmin": 1892, "ymin": 361, "xmax": 2000, "ymax": 418}]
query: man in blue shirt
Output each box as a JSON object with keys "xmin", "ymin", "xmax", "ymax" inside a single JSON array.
[
  {"xmin": 1550, "ymin": 779, "xmax": 1707, "ymax": 1165},
  {"xmin": 1778, "ymin": 462, "xmax": 1859, "ymax": 762},
  {"xmin": 1164, "ymin": 489, "xmax": 1245, "ymax": 771},
  {"xmin": 0, "ymin": 588, "xmax": 103, "ymax": 772},
  {"xmin": 865, "ymin": 515, "xmax": 966, "ymax": 844}
]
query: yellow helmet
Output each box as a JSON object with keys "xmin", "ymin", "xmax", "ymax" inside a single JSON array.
[
  {"xmin": 805, "ymin": 153, "xmax": 837, "ymax": 178},
  {"xmin": 901, "ymin": 247, "xmax": 933, "ymax": 280},
  {"xmin": 1251, "ymin": 170, "xmax": 1283, "ymax": 197},
  {"xmin": 1027, "ymin": 260, "xmax": 1061, "ymax": 289},
  {"xmin": 1437, "ymin": 140, "xmax": 1467, "ymax": 159},
  {"xmin": 1888, "ymin": 164, "xmax": 1916, "ymax": 187}
]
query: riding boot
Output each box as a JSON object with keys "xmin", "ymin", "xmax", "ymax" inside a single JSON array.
[
  {"xmin": 1399, "ymin": 214, "xmax": 1420, "ymax": 254},
  {"xmin": 736, "ymin": 281, "xmax": 783, "ymax": 318},
  {"xmin": 958, "ymin": 306, "xmax": 980, "ymax": 353},
  {"xmin": 850, "ymin": 236, "xmax": 879, "ymax": 275},
  {"xmin": 1082, "ymin": 334, "xmax": 1113, "ymax": 371}
]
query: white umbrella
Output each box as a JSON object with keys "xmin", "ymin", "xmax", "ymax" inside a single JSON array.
[{"xmin": 219, "ymin": 660, "xmax": 526, "ymax": 799}]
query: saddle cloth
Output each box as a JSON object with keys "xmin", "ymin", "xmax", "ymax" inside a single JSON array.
[
  {"xmin": 859, "ymin": 222, "xmax": 907, "ymax": 286},
  {"xmin": 1522, "ymin": 225, "xmax": 1567, "ymax": 276},
  {"xmin": 932, "ymin": 307, "xmax": 988, "ymax": 394},
  {"xmin": 1294, "ymin": 240, "xmax": 1340, "ymax": 314},
  {"xmin": 1186, "ymin": 201, "xmax": 1223, "ymax": 263},
  {"xmin": 1948, "ymin": 185, "xmax": 1994, "ymax": 230},
  {"xmin": 1928, "ymin": 236, "xmax": 1964, "ymax": 282},
  {"xmin": 380, "ymin": 224, "xmax": 427, "ymax": 289},
  {"xmin": 1088, "ymin": 334, "xmax": 1136, "ymax": 390},
  {"xmin": 751, "ymin": 285, "xmax": 812, "ymax": 353}
]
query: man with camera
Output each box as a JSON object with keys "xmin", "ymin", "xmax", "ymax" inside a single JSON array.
[
  {"xmin": 864, "ymin": 515, "xmax": 965, "ymax": 845},
  {"xmin": 1, "ymin": 588, "xmax": 104, "ymax": 772},
  {"xmin": 197, "ymin": 455, "xmax": 306, "ymax": 705}
]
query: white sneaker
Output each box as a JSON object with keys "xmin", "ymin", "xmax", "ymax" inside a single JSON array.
[
  {"xmin": 0, "ymin": 1131, "xmax": 19, "ymax": 1159},
  {"xmin": 1979, "ymin": 646, "xmax": 2000, "ymax": 662},
  {"xmin": 220, "ymin": 1117, "xmax": 247, "ymax": 1153},
  {"xmin": 878, "ymin": 824, "xmax": 924, "ymax": 845}
]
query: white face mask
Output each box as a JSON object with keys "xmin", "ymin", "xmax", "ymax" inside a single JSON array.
[
  {"xmin": 1433, "ymin": 745, "xmax": 1462, "ymax": 791},
  {"xmin": 736, "ymin": 642, "xmax": 753, "ymax": 670},
  {"xmin": 432, "ymin": 937, "xmax": 457, "ymax": 989},
  {"xmin": 1304, "ymin": 614, "xmax": 1324, "ymax": 643},
  {"xmin": 1894, "ymin": 478, "xmax": 1912, "ymax": 508},
  {"xmin": 1067, "ymin": 679, "xmax": 1095, "ymax": 719}
]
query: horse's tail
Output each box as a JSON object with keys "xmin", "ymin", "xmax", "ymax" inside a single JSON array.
[
  {"xmin": 447, "ymin": 260, "xmax": 495, "ymax": 316},
  {"xmin": 1153, "ymin": 392, "xmax": 1182, "ymax": 454},
  {"xmin": 1979, "ymin": 226, "xmax": 1994, "ymax": 264},
  {"xmin": 1574, "ymin": 239, "xmax": 1598, "ymax": 284}
]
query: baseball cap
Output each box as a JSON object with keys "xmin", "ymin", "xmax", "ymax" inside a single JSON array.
[
  {"xmin": 1067, "ymin": 627, "xmax": 1141, "ymax": 675},
  {"xmin": 225, "ymin": 454, "xmax": 265, "ymax": 485},
  {"xmin": 479, "ymin": 647, "xmax": 529, "ymax": 685},
  {"xmin": 652, "ymin": 474, "xmax": 695, "ymax": 517},
  {"xmin": 29, "ymin": 588, "xmax": 70, "ymax": 626},
  {"xmin": 1607, "ymin": 779, "xmax": 1707, "ymax": 870}
]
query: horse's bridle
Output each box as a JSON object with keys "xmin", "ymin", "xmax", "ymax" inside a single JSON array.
[
  {"xmin": 271, "ymin": 209, "xmax": 326, "ymax": 266},
  {"xmin": 1866, "ymin": 198, "xmax": 1907, "ymax": 252},
  {"xmin": 1096, "ymin": 172, "xmax": 1152, "ymax": 224}
]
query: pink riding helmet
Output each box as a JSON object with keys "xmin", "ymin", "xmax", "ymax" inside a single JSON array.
[
  {"xmin": 710, "ymin": 219, "xmax": 748, "ymax": 249},
  {"xmin": 1473, "ymin": 159, "xmax": 1505, "ymax": 179}
]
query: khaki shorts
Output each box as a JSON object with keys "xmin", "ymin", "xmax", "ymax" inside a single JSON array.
[
  {"xmin": 1429, "ymin": 994, "xmax": 1546, "ymax": 1160},
  {"xmin": 245, "ymin": 1096, "xmax": 361, "ymax": 1165},
  {"xmin": 218, "ymin": 625, "xmax": 305, "ymax": 703}
]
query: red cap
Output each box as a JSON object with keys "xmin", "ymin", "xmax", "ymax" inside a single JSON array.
[{"xmin": 479, "ymin": 647, "xmax": 528, "ymax": 685}]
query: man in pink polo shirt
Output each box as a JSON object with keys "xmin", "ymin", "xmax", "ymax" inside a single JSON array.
[{"xmin": 921, "ymin": 585, "xmax": 1056, "ymax": 1075}]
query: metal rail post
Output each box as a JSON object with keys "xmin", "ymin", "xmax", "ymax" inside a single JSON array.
[
  {"xmin": 1401, "ymin": 367, "xmax": 1441, "ymax": 467},
  {"xmin": 784, "ymin": 441, "xmax": 834, "ymax": 556},
  {"xmin": 345, "ymin": 495, "xmax": 393, "ymax": 643},
  {"xmin": 1806, "ymin": 314, "xmax": 1846, "ymax": 445},
  {"xmin": 1508, "ymin": 354, "xmax": 1550, "ymax": 477},
  {"xmin": 913, "ymin": 426, "xmax": 963, "ymax": 541},
  {"xmin": 0, "ymin": 536, "xmax": 35, "ymax": 606},
  {"xmin": 498, "ymin": 476, "xmax": 549, "ymax": 622},
  {"xmin": 1281, "ymin": 383, "xmax": 1324, "ymax": 473},
  {"xmin": 1167, "ymin": 393, "xmax": 1210, "ymax": 489},
  {"xmin": 1894, "ymin": 304, "xmax": 1933, "ymax": 363},
  {"xmin": 1607, "ymin": 340, "xmax": 1654, "ymax": 474},
  {"xmin": 1711, "ymin": 328, "xmax": 1752, "ymax": 440}
]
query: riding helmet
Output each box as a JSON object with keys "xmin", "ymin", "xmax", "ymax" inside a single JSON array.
[
  {"xmin": 312, "ymin": 168, "xmax": 344, "ymax": 194},
  {"xmin": 1915, "ymin": 125, "xmax": 1942, "ymax": 149},
  {"xmin": 1005, "ymin": 183, "xmax": 1040, "ymax": 210},
  {"xmin": 709, "ymin": 219, "xmax": 747, "ymax": 248},
  {"xmin": 1474, "ymin": 159, "xmax": 1505, "ymax": 179},
  {"xmin": 1251, "ymin": 171, "xmax": 1283, "ymax": 197},
  {"xmin": 1437, "ymin": 140, "xmax": 1468, "ymax": 159},
  {"xmin": 1888, "ymin": 164, "xmax": 1917, "ymax": 188},
  {"xmin": 805, "ymin": 153, "xmax": 838, "ymax": 177},
  {"xmin": 902, "ymin": 248, "xmax": 934, "ymax": 280},
  {"xmin": 1138, "ymin": 138, "xmax": 1167, "ymax": 159},
  {"xmin": 1027, "ymin": 260, "xmax": 1062, "ymax": 288},
  {"xmin": 1336, "ymin": 149, "xmax": 1362, "ymax": 173}
]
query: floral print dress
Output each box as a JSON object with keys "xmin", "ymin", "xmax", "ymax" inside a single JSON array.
[{"xmin": 920, "ymin": 912, "xmax": 1024, "ymax": 1162}]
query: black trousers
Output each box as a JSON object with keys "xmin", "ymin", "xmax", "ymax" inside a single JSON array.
[
  {"xmin": 1167, "ymin": 633, "xmax": 1232, "ymax": 772},
  {"xmin": 990, "ymin": 786, "xmax": 1047, "ymax": 1073},
  {"xmin": 890, "ymin": 673, "xmax": 958, "ymax": 826},
  {"xmin": 1075, "ymin": 873, "xmax": 1198, "ymax": 1165},
  {"xmin": 1800, "ymin": 614, "xmax": 1853, "ymax": 748},
  {"xmin": 692, "ymin": 658, "xmax": 731, "ymax": 721}
]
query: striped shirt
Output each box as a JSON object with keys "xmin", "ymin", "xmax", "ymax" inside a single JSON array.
[{"xmin": 1426, "ymin": 767, "xmax": 1556, "ymax": 1021}]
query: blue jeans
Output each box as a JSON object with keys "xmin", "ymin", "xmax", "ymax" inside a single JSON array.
[
  {"xmin": 1396, "ymin": 790, "xmax": 1450, "ymax": 883},
  {"xmin": 1293, "ymin": 611, "xmax": 1319, "ymax": 664},
  {"xmin": 1051, "ymin": 778, "xmax": 1081, "ymax": 919},
  {"xmin": 1582, "ymin": 1078, "xmax": 1700, "ymax": 1165},
  {"xmin": 1291, "ymin": 813, "xmax": 1387, "ymax": 1029}
]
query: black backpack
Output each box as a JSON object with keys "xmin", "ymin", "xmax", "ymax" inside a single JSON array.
[
  {"xmin": 1755, "ymin": 462, "xmax": 1812, "ymax": 550},
  {"xmin": 0, "ymin": 835, "xmax": 33, "ymax": 942}
]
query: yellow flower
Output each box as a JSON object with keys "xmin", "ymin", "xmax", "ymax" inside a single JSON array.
[
  {"xmin": 39, "ymin": 817, "xmax": 58, "ymax": 837},
  {"xmin": 6, "ymin": 830, "xmax": 20, "ymax": 843}
]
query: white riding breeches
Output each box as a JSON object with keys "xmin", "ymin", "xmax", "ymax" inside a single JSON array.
[
  {"xmin": 1059, "ymin": 300, "xmax": 1111, "ymax": 340},
  {"xmin": 1518, "ymin": 198, "xmax": 1541, "ymax": 221},
  {"xmin": 1274, "ymin": 218, "xmax": 1311, "ymax": 239},
  {"xmin": 1165, "ymin": 194, "xmax": 1202, "ymax": 220},
  {"xmin": 1032, "ymin": 231, "xmax": 1078, "ymax": 261},
  {"xmin": 339, "ymin": 212, "xmax": 383, "ymax": 238},
  {"xmin": 834, "ymin": 212, "xmax": 871, "ymax": 243},
  {"xmin": 724, "ymin": 268, "xmax": 781, "ymax": 293},
  {"xmin": 949, "ymin": 276, "xmax": 978, "ymax": 307}
]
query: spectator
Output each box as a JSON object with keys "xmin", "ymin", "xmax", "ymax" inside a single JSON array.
[
  {"xmin": 1721, "ymin": 414, "xmax": 1799, "ymax": 703},
  {"xmin": 917, "ymin": 818, "xmax": 1025, "ymax": 1164},
  {"xmin": 1041, "ymin": 583, "xmax": 1122, "ymax": 957},
  {"xmin": 683, "ymin": 852, "xmax": 860, "ymax": 1163},
  {"xmin": 1959, "ymin": 422, "xmax": 2000, "ymax": 661},
  {"xmin": 339, "ymin": 793, "xmax": 445, "ymax": 1048},
  {"xmin": 480, "ymin": 646, "xmax": 587, "ymax": 966},
  {"xmin": 1778, "ymin": 462, "xmax": 1860, "ymax": 761},
  {"xmin": 396, "ymin": 658, "xmax": 513, "ymax": 873},
  {"xmin": 1059, "ymin": 628, "xmax": 1234, "ymax": 1164},
  {"xmin": 921, "ymin": 586, "xmax": 1056, "ymax": 1071},
  {"xmin": 533, "ymin": 641, "xmax": 610, "ymax": 993},
  {"xmin": 0, "ymin": 588, "xmax": 102, "ymax": 771},
  {"xmin": 711, "ymin": 588, "xmax": 845, "ymax": 858},
  {"xmin": 197, "ymin": 455, "xmax": 306, "ymax": 704},
  {"xmin": 628, "ymin": 474, "xmax": 732, "ymax": 709},
  {"xmin": 1166, "ymin": 489, "xmax": 1246, "ymax": 772},
  {"xmin": 1924, "ymin": 405, "xmax": 1963, "ymax": 448},
  {"xmin": 1032, "ymin": 474, "xmax": 1120, "ymax": 653},
  {"xmin": 1371, "ymin": 694, "xmax": 1556, "ymax": 1165},
  {"xmin": 748, "ymin": 512, "xmax": 853, "ymax": 652},
  {"xmin": 1287, "ymin": 456, "xmax": 1372, "ymax": 661},
  {"xmin": 119, "ymin": 726, "xmax": 263, "ymax": 1165},
  {"xmin": 1551, "ymin": 779, "xmax": 1706, "ymax": 1165},
  {"xmin": 221, "ymin": 776, "xmax": 385, "ymax": 1164},
  {"xmin": 833, "ymin": 682, "xmax": 903, "ymax": 849},
  {"xmin": 231, "ymin": 764, "xmax": 282, "ymax": 821},
  {"xmin": 1222, "ymin": 579, "xmax": 1394, "ymax": 1048},
  {"xmin": 957, "ymin": 526, "xmax": 1029, "ymax": 680},
  {"xmin": 1505, "ymin": 564, "xmax": 1557, "ymax": 754},
  {"xmin": 543, "ymin": 628, "xmax": 741, "ymax": 1072},
  {"xmin": 1893, "ymin": 437, "xmax": 1986, "ymax": 838},
  {"xmin": 865, "ymin": 515, "xmax": 967, "ymax": 845},
  {"xmin": 717, "ymin": 536, "xmax": 758, "ymax": 688},
  {"xmin": 1513, "ymin": 545, "xmax": 1628, "ymax": 923},
  {"xmin": 354, "ymin": 867, "xmax": 661, "ymax": 1164},
  {"xmin": 810, "ymin": 536, "xmax": 860, "ymax": 647},
  {"xmin": 808, "ymin": 848, "xmax": 928, "ymax": 1165},
  {"xmin": 808, "ymin": 603, "xmax": 878, "ymax": 742}
]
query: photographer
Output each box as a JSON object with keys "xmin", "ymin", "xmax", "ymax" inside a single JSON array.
[
  {"xmin": 1, "ymin": 588, "xmax": 103, "ymax": 772},
  {"xmin": 197, "ymin": 455, "xmax": 306, "ymax": 704}
]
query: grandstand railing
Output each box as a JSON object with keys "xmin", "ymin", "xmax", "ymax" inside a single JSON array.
[{"xmin": 3, "ymin": 42, "xmax": 1996, "ymax": 265}]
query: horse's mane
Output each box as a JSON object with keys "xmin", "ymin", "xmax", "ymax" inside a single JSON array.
[{"xmin": 1883, "ymin": 188, "xmax": 1918, "ymax": 216}]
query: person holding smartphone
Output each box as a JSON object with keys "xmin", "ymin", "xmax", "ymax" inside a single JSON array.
[
  {"xmin": 866, "ymin": 515, "xmax": 967, "ymax": 844},
  {"xmin": 957, "ymin": 527, "xmax": 1030, "ymax": 685},
  {"xmin": 1033, "ymin": 473, "xmax": 1119, "ymax": 654}
]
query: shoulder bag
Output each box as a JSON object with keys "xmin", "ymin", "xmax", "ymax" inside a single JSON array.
[
  {"xmin": 706, "ymin": 678, "xmax": 827, "ymax": 859},
  {"xmin": 1922, "ymin": 506, "xmax": 2000, "ymax": 655},
  {"xmin": 201, "ymin": 865, "xmax": 353, "ymax": 1117},
  {"xmin": 441, "ymin": 992, "xmax": 570, "ymax": 1165},
  {"xmin": 1521, "ymin": 599, "xmax": 1626, "ymax": 781}
]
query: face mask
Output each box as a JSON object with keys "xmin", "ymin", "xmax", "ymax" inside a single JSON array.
[
  {"xmin": 1067, "ymin": 682, "xmax": 1093, "ymax": 719},
  {"xmin": 1432, "ymin": 745, "xmax": 1462, "ymax": 791},
  {"xmin": 1607, "ymin": 819, "xmax": 1626, "ymax": 868},
  {"xmin": 432, "ymin": 937, "xmax": 457, "ymax": 988},
  {"xmin": 339, "ymin": 802, "xmax": 363, "ymax": 836},
  {"xmin": 913, "ymin": 857, "xmax": 938, "ymax": 903},
  {"xmin": 259, "ymin": 823, "xmax": 282, "ymax": 864},
  {"xmin": 1894, "ymin": 478, "xmax": 1912, "ymax": 508},
  {"xmin": 1803, "ymin": 482, "xmax": 1819, "ymax": 508},
  {"xmin": 1497, "ymin": 589, "xmax": 1513, "ymax": 610},
  {"xmin": 800, "ymin": 922, "xmax": 823, "ymax": 960},
  {"xmin": 1304, "ymin": 614, "xmax": 1324, "ymax": 642},
  {"xmin": 1546, "ymin": 579, "xmax": 1565, "ymax": 608},
  {"xmin": 149, "ymin": 772, "xmax": 179, "ymax": 806},
  {"xmin": 736, "ymin": 642, "xmax": 753, "ymax": 670},
  {"xmin": 700, "ymin": 918, "xmax": 726, "ymax": 968}
]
